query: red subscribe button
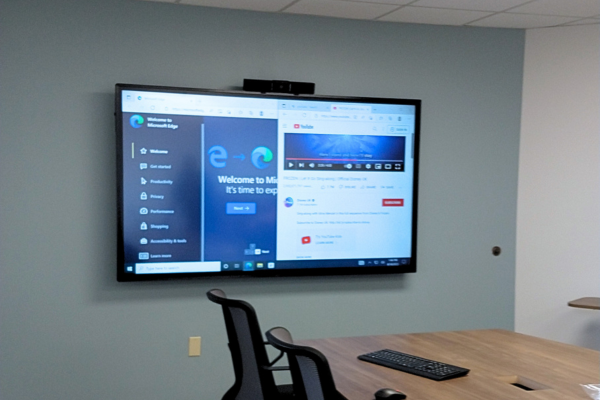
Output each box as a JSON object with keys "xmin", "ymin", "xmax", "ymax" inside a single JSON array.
[{"xmin": 382, "ymin": 199, "xmax": 404, "ymax": 207}]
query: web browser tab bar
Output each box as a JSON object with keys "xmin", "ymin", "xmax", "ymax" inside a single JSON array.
[
  {"xmin": 122, "ymin": 90, "xmax": 278, "ymax": 118},
  {"xmin": 278, "ymin": 100, "xmax": 330, "ymax": 112},
  {"xmin": 331, "ymin": 104, "xmax": 371, "ymax": 113},
  {"xmin": 372, "ymin": 104, "xmax": 415, "ymax": 115}
]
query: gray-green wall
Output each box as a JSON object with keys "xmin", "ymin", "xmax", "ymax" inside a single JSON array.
[{"xmin": 0, "ymin": 0, "xmax": 523, "ymax": 398}]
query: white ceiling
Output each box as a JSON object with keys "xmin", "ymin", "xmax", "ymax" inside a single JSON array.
[{"xmin": 142, "ymin": 0, "xmax": 600, "ymax": 29}]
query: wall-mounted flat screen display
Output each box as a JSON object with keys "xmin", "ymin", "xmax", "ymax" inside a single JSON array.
[{"xmin": 116, "ymin": 84, "xmax": 420, "ymax": 281}]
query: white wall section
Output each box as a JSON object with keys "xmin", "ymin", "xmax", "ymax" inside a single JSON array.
[{"xmin": 516, "ymin": 24, "xmax": 600, "ymax": 349}]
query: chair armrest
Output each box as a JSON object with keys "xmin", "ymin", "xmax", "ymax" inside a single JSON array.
[
  {"xmin": 263, "ymin": 365, "xmax": 290, "ymax": 372},
  {"xmin": 264, "ymin": 342, "xmax": 287, "ymax": 366},
  {"xmin": 262, "ymin": 342, "xmax": 289, "ymax": 370}
]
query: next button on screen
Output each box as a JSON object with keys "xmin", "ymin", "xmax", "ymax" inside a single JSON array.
[{"xmin": 226, "ymin": 202, "xmax": 257, "ymax": 215}]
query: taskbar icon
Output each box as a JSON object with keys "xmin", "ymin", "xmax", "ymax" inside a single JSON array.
[{"xmin": 220, "ymin": 261, "xmax": 276, "ymax": 271}]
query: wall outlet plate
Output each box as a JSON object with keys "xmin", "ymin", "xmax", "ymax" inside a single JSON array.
[{"xmin": 188, "ymin": 337, "xmax": 201, "ymax": 357}]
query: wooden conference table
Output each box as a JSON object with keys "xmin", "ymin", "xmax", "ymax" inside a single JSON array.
[
  {"xmin": 568, "ymin": 297, "xmax": 600, "ymax": 310},
  {"xmin": 300, "ymin": 329, "xmax": 598, "ymax": 400}
]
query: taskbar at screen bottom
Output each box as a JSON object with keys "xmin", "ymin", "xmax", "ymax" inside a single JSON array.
[{"xmin": 124, "ymin": 258, "xmax": 412, "ymax": 275}]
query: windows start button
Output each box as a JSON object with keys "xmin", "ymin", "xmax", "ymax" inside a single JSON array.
[{"xmin": 382, "ymin": 199, "xmax": 404, "ymax": 207}]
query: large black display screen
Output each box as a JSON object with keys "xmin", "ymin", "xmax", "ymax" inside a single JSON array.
[{"xmin": 116, "ymin": 84, "xmax": 420, "ymax": 281}]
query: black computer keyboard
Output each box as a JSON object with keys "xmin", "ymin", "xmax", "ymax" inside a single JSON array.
[{"xmin": 358, "ymin": 349, "xmax": 470, "ymax": 381}]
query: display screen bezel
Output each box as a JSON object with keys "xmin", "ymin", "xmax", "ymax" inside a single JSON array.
[{"xmin": 116, "ymin": 83, "xmax": 420, "ymax": 281}]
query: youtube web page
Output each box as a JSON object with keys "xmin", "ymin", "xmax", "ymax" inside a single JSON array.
[{"xmin": 275, "ymin": 104, "xmax": 416, "ymax": 263}]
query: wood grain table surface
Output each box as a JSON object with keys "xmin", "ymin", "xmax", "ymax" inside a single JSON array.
[{"xmin": 300, "ymin": 329, "xmax": 599, "ymax": 400}]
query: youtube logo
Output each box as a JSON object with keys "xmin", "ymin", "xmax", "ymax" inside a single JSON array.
[
  {"xmin": 301, "ymin": 236, "xmax": 311, "ymax": 244},
  {"xmin": 294, "ymin": 124, "xmax": 300, "ymax": 129}
]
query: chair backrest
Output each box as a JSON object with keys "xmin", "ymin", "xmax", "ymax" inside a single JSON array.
[
  {"xmin": 266, "ymin": 327, "xmax": 347, "ymax": 400},
  {"xmin": 207, "ymin": 289, "xmax": 280, "ymax": 400}
]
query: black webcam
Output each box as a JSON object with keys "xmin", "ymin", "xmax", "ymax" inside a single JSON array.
[{"xmin": 243, "ymin": 79, "xmax": 315, "ymax": 95}]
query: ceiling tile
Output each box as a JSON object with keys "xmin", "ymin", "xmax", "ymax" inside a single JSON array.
[
  {"xmin": 379, "ymin": 6, "xmax": 493, "ymax": 25},
  {"xmin": 178, "ymin": 0, "xmax": 296, "ymax": 12},
  {"xmin": 140, "ymin": 0, "xmax": 600, "ymax": 29},
  {"xmin": 563, "ymin": 17, "xmax": 600, "ymax": 25},
  {"xmin": 469, "ymin": 12, "xmax": 580, "ymax": 28},
  {"xmin": 410, "ymin": 0, "xmax": 531, "ymax": 12},
  {"xmin": 509, "ymin": 0, "xmax": 600, "ymax": 18},
  {"xmin": 283, "ymin": 0, "xmax": 398, "ymax": 20},
  {"xmin": 351, "ymin": 0, "xmax": 413, "ymax": 5}
]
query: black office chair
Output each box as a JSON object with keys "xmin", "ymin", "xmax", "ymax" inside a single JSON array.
[
  {"xmin": 266, "ymin": 326, "xmax": 348, "ymax": 400},
  {"xmin": 207, "ymin": 289, "xmax": 295, "ymax": 400}
]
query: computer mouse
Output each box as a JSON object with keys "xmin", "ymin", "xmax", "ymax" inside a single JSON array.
[{"xmin": 374, "ymin": 387, "xmax": 407, "ymax": 400}]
